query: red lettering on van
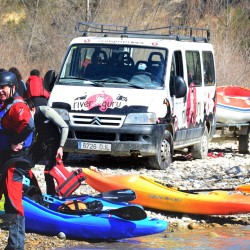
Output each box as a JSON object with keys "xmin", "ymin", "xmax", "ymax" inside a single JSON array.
[{"xmin": 186, "ymin": 82, "xmax": 197, "ymax": 126}]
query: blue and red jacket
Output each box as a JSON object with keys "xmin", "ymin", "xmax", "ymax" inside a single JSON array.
[{"xmin": 0, "ymin": 95, "xmax": 34, "ymax": 150}]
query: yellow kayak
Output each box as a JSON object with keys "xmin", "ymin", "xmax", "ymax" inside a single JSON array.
[{"xmin": 83, "ymin": 168, "xmax": 250, "ymax": 215}]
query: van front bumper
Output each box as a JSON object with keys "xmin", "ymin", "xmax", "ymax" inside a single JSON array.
[{"xmin": 64, "ymin": 124, "xmax": 165, "ymax": 156}]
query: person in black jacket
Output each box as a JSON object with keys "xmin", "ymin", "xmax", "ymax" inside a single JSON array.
[
  {"xmin": 9, "ymin": 67, "xmax": 27, "ymax": 98},
  {"xmin": 26, "ymin": 99, "xmax": 69, "ymax": 194}
]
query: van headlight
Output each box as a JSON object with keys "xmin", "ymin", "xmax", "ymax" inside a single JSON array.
[
  {"xmin": 53, "ymin": 108, "xmax": 70, "ymax": 122},
  {"xmin": 124, "ymin": 113, "xmax": 156, "ymax": 124}
]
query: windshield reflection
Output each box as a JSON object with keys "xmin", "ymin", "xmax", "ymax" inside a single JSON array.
[{"xmin": 60, "ymin": 45, "xmax": 167, "ymax": 89}]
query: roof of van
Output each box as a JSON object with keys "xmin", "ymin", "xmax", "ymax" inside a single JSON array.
[{"xmin": 70, "ymin": 36, "xmax": 214, "ymax": 51}]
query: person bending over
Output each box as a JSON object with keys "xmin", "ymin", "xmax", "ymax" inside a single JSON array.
[{"xmin": 26, "ymin": 99, "xmax": 69, "ymax": 195}]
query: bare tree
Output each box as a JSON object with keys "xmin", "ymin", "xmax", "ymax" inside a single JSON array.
[
  {"xmin": 24, "ymin": 0, "xmax": 40, "ymax": 58},
  {"xmin": 0, "ymin": 0, "xmax": 248, "ymax": 85}
]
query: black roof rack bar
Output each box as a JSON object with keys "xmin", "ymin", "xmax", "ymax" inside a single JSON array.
[
  {"xmin": 168, "ymin": 25, "xmax": 210, "ymax": 41},
  {"xmin": 75, "ymin": 22, "xmax": 210, "ymax": 42},
  {"xmin": 76, "ymin": 21, "xmax": 128, "ymax": 34}
]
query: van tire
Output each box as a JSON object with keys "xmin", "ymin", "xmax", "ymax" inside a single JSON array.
[
  {"xmin": 191, "ymin": 127, "xmax": 209, "ymax": 159},
  {"xmin": 147, "ymin": 131, "xmax": 173, "ymax": 170}
]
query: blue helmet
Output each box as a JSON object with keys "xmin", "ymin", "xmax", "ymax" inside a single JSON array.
[{"xmin": 0, "ymin": 71, "xmax": 18, "ymax": 87}]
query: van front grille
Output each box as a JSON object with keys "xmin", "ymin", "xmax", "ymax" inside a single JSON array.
[{"xmin": 69, "ymin": 113, "xmax": 126, "ymax": 128}]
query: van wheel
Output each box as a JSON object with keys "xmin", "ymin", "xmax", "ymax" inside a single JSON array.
[
  {"xmin": 147, "ymin": 131, "xmax": 173, "ymax": 170},
  {"xmin": 191, "ymin": 127, "xmax": 209, "ymax": 159}
]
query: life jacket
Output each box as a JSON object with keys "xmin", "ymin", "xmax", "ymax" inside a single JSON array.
[
  {"xmin": 0, "ymin": 97, "xmax": 34, "ymax": 149},
  {"xmin": 26, "ymin": 75, "xmax": 50, "ymax": 99},
  {"xmin": 48, "ymin": 158, "xmax": 86, "ymax": 197}
]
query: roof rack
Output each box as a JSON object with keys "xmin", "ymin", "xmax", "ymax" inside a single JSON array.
[{"xmin": 75, "ymin": 22, "xmax": 210, "ymax": 43}]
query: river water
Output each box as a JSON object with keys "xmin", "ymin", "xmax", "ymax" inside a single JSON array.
[{"xmin": 56, "ymin": 225, "xmax": 250, "ymax": 250}]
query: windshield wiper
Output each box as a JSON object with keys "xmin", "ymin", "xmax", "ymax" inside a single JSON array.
[
  {"xmin": 93, "ymin": 78, "xmax": 144, "ymax": 89},
  {"xmin": 93, "ymin": 77, "xmax": 128, "ymax": 83},
  {"xmin": 127, "ymin": 83, "xmax": 144, "ymax": 89},
  {"xmin": 60, "ymin": 76, "xmax": 88, "ymax": 80}
]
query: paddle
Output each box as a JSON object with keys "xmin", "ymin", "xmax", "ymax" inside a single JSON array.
[
  {"xmin": 179, "ymin": 185, "xmax": 250, "ymax": 194},
  {"xmin": 57, "ymin": 197, "xmax": 147, "ymax": 221},
  {"xmin": 62, "ymin": 205, "xmax": 147, "ymax": 221},
  {"xmin": 142, "ymin": 175, "xmax": 250, "ymax": 194},
  {"xmin": 96, "ymin": 189, "xmax": 136, "ymax": 202},
  {"xmin": 0, "ymin": 214, "xmax": 17, "ymax": 228},
  {"xmin": 95, "ymin": 205, "xmax": 147, "ymax": 221}
]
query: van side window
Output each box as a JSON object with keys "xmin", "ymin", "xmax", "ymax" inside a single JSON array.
[
  {"xmin": 170, "ymin": 58, "xmax": 175, "ymax": 97},
  {"xmin": 169, "ymin": 51, "xmax": 183, "ymax": 97},
  {"xmin": 186, "ymin": 51, "xmax": 202, "ymax": 86},
  {"xmin": 202, "ymin": 51, "xmax": 215, "ymax": 86}
]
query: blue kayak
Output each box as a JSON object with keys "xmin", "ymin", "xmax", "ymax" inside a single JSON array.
[
  {"xmin": 0, "ymin": 159, "xmax": 168, "ymax": 240},
  {"xmin": 23, "ymin": 194, "xmax": 168, "ymax": 240}
]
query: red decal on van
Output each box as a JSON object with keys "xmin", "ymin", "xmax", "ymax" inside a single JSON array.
[{"xmin": 86, "ymin": 91, "xmax": 113, "ymax": 112}]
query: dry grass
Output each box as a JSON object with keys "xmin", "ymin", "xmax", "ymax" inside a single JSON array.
[{"xmin": 0, "ymin": 0, "xmax": 248, "ymax": 86}]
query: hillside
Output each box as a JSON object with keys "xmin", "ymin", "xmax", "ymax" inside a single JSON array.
[{"xmin": 0, "ymin": 0, "xmax": 249, "ymax": 86}]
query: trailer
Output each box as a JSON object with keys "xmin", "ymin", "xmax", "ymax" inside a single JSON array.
[{"xmin": 212, "ymin": 123, "xmax": 250, "ymax": 153}]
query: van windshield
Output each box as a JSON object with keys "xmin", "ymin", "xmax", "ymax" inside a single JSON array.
[{"xmin": 59, "ymin": 44, "xmax": 167, "ymax": 89}]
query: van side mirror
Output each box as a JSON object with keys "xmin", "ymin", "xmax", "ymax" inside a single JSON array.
[
  {"xmin": 44, "ymin": 70, "xmax": 56, "ymax": 92},
  {"xmin": 175, "ymin": 76, "xmax": 187, "ymax": 98}
]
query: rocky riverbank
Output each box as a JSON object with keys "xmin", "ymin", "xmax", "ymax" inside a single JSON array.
[{"xmin": 0, "ymin": 140, "xmax": 249, "ymax": 249}]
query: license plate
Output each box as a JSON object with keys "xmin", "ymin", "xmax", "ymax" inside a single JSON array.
[{"xmin": 78, "ymin": 142, "xmax": 111, "ymax": 151}]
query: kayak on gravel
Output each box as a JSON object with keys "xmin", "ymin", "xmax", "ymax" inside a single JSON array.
[
  {"xmin": 0, "ymin": 189, "xmax": 168, "ymax": 240},
  {"xmin": 82, "ymin": 168, "xmax": 250, "ymax": 216},
  {"xmin": 24, "ymin": 194, "xmax": 168, "ymax": 240},
  {"xmin": 0, "ymin": 159, "xmax": 168, "ymax": 240}
]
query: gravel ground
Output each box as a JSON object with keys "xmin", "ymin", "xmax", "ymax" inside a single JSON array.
[{"xmin": 0, "ymin": 139, "xmax": 250, "ymax": 249}]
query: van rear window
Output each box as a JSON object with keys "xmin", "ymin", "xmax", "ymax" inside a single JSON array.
[{"xmin": 202, "ymin": 51, "xmax": 215, "ymax": 86}]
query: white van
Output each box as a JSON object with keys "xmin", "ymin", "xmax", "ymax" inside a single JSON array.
[{"xmin": 46, "ymin": 22, "xmax": 216, "ymax": 170}]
